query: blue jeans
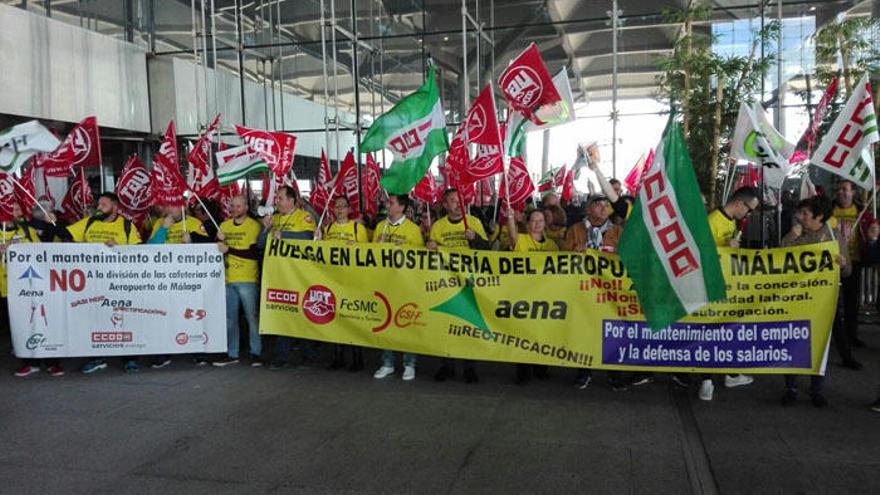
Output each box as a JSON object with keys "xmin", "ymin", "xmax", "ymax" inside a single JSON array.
[
  {"xmin": 275, "ymin": 337, "xmax": 318, "ymax": 364},
  {"xmin": 382, "ymin": 350, "xmax": 416, "ymax": 368},
  {"xmin": 226, "ymin": 282, "xmax": 261, "ymax": 359}
]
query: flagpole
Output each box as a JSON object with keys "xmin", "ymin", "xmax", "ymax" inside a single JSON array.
[
  {"xmin": 189, "ymin": 189, "xmax": 222, "ymax": 233},
  {"xmin": 80, "ymin": 168, "xmax": 88, "ymax": 218},
  {"xmin": 10, "ymin": 177, "xmax": 55, "ymax": 226},
  {"xmin": 181, "ymin": 205, "xmax": 188, "ymax": 238}
]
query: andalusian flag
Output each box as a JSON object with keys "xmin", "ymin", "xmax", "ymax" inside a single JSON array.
[
  {"xmin": 216, "ymin": 145, "xmax": 269, "ymax": 185},
  {"xmin": 360, "ymin": 65, "xmax": 448, "ymax": 194},
  {"xmin": 0, "ymin": 120, "xmax": 61, "ymax": 174},
  {"xmin": 618, "ymin": 116, "xmax": 726, "ymax": 330}
]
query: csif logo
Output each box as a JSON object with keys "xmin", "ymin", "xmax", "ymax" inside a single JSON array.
[{"xmin": 26, "ymin": 333, "xmax": 47, "ymax": 350}]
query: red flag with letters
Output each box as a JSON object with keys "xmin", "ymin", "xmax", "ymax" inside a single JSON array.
[
  {"xmin": 499, "ymin": 156, "xmax": 534, "ymax": 209},
  {"xmin": 36, "ymin": 117, "xmax": 102, "ymax": 178},
  {"xmin": 15, "ymin": 164, "xmax": 37, "ymax": 218},
  {"xmin": 331, "ymin": 151, "xmax": 360, "ymax": 217},
  {"xmin": 790, "ymin": 78, "xmax": 839, "ymax": 164},
  {"xmin": 310, "ymin": 149, "xmax": 334, "ymax": 214},
  {"xmin": 150, "ymin": 121, "xmax": 188, "ymax": 207},
  {"xmin": 414, "ymin": 171, "xmax": 440, "ymax": 205},
  {"xmin": 498, "ymin": 43, "xmax": 562, "ymax": 126},
  {"xmin": 187, "ymin": 114, "xmax": 221, "ymax": 199},
  {"xmin": 61, "ymin": 168, "xmax": 93, "ymax": 223},
  {"xmin": 235, "ymin": 125, "xmax": 296, "ymax": 177},
  {"xmin": 362, "ymin": 153, "xmax": 382, "ymax": 218},
  {"xmin": 116, "ymin": 155, "xmax": 153, "ymax": 225},
  {"xmin": 0, "ymin": 173, "xmax": 15, "ymax": 222}
]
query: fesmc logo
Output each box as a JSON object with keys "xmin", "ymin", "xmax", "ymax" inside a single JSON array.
[
  {"xmin": 302, "ymin": 285, "xmax": 336, "ymax": 324},
  {"xmin": 499, "ymin": 65, "xmax": 543, "ymax": 109}
]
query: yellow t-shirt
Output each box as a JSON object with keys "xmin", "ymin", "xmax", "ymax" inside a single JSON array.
[
  {"xmin": 707, "ymin": 208, "xmax": 735, "ymax": 247},
  {"xmin": 67, "ymin": 216, "xmax": 142, "ymax": 245},
  {"xmin": 150, "ymin": 217, "xmax": 206, "ymax": 244},
  {"xmin": 1, "ymin": 224, "xmax": 39, "ymax": 297},
  {"xmin": 831, "ymin": 204, "xmax": 861, "ymax": 261},
  {"xmin": 513, "ymin": 234, "xmax": 558, "ymax": 252},
  {"xmin": 272, "ymin": 209, "xmax": 316, "ymax": 233},
  {"xmin": 429, "ymin": 215, "xmax": 487, "ymax": 248},
  {"xmin": 220, "ymin": 217, "xmax": 262, "ymax": 283},
  {"xmin": 323, "ymin": 220, "xmax": 369, "ymax": 243},
  {"xmin": 373, "ymin": 218, "xmax": 425, "ymax": 247}
]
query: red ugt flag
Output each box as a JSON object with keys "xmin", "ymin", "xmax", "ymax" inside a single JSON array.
[
  {"xmin": 235, "ymin": 125, "xmax": 296, "ymax": 176},
  {"xmin": 362, "ymin": 153, "xmax": 382, "ymax": 218},
  {"xmin": 498, "ymin": 43, "xmax": 562, "ymax": 126},
  {"xmin": 310, "ymin": 149, "xmax": 334, "ymax": 215},
  {"xmin": 61, "ymin": 168, "xmax": 93, "ymax": 223},
  {"xmin": 150, "ymin": 121, "xmax": 188, "ymax": 207},
  {"xmin": 456, "ymin": 85, "xmax": 504, "ymax": 184},
  {"xmin": 413, "ymin": 171, "xmax": 440, "ymax": 205},
  {"xmin": 499, "ymin": 156, "xmax": 535, "ymax": 209},
  {"xmin": 116, "ymin": 155, "xmax": 153, "ymax": 224},
  {"xmin": 332, "ymin": 151, "xmax": 360, "ymax": 217}
]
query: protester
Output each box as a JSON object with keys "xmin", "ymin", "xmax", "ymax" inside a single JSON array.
[
  {"xmin": 580, "ymin": 144, "xmax": 630, "ymax": 220},
  {"xmin": 67, "ymin": 193, "xmax": 142, "ymax": 374},
  {"xmin": 543, "ymin": 205, "xmax": 567, "ymax": 246},
  {"xmin": 508, "ymin": 208, "xmax": 556, "ymax": 384},
  {"xmin": 211, "ymin": 195, "xmax": 264, "ymax": 367},
  {"xmin": 258, "ymin": 186, "xmax": 318, "ymax": 369},
  {"xmin": 491, "ymin": 207, "xmax": 525, "ymax": 251},
  {"xmin": 780, "ymin": 196, "xmax": 845, "ymax": 407},
  {"xmin": 699, "ymin": 186, "xmax": 761, "ymax": 400},
  {"xmin": 319, "ymin": 195, "xmax": 369, "ymax": 371},
  {"xmin": 831, "ymin": 180, "xmax": 869, "ymax": 366},
  {"xmin": 563, "ymin": 194, "xmax": 624, "ymax": 390},
  {"xmin": 428, "ymin": 189, "xmax": 491, "ymax": 383},
  {"xmin": 1, "ymin": 203, "xmax": 63, "ymax": 377}
]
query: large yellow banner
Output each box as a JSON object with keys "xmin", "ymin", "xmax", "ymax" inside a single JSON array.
[{"xmin": 259, "ymin": 239, "xmax": 838, "ymax": 374}]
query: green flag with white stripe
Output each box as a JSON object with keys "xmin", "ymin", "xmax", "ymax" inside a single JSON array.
[
  {"xmin": 216, "ymin": 145, "xmax": 269, "ymax": 185},
  {"xmin": 618, "ymin": 116, "xmax": 726, "ymax": 330}
]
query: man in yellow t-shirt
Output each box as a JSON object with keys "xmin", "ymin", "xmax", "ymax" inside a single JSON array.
[
  {"xmin": 213, "ymin": 195, "xmax": 263, "ymax": 367},
  {"xmin": 319, "ymin": 195, "xmax": 370, "ymax": 371},
  {"xmin": 831, "ymin": 180, "xmax": 869, "ymax": 363},
  {"xmin": 149, "ymin": 205, "xmax": 208, "ymax": 244},
  {"xmin": 372, "ymin": 194, "xmax": 424, "ymax": 381},
  {"xmin": 70, "ymin": 193, "xmax": 142, "ymax": 375},
  {"xmin": 319, "ymin": 195, "xmax": 369, "ymax": 244},
  {"xmin": 427, "ymin": 189, "xmax": 489, "ymax": 250},
  {"xmin": 706, "ymin": 187, "xmax": 759, "ymax": 248},
  {"xmin": 428, "ymin": 189, "xmax": 490, "ymax": 384},
  {"xmin": 258, "ymin": 186, "xmax": 318, "ymax": 369}
]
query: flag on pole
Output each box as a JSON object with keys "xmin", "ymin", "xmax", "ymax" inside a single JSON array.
[
  {"xmin": 439, "ymin": 164, "xmax": 476, "ymax": 206},
  {"xmin": 413, "ymin": 171, "xmax": 440, "ymax": 205},
  {"xmin": 537, "ymin": 166, "xmax": 565, "ymax": 197},
  {"xmin": 15, "ymin": 164, "xmax": 37, "ymax": 218},
  {"xmin": 0, "ymin": 120, "xmax": 61, "ymax": 175},
  {"xmin": 624, "ymin": 150, "xmax": 654, "ymax": 194},
  {"xmin": 498, "ymin": 43, "xmax": 562, "ymax": 127},
  {"xmin": 216, "ymin": 144, "xmax": 269, "ymax": 186},
  {"xmin": 498, "ymin": 156, "xmax": 535, "ymax": 209},
  {"xmin": 33, "ymin": 116, "xmax": 102, "ymax": 177},
  {"xmin": 730, "ymin": 102, "xmax": 795, "ymax": 188},
  {"xmin": 187, "ymin": 114, "xmax": 221, "ymax": 199},
  {"xmin": 150, "ymin": 121, "xmax": 188, "ymax": 207},
  {"xmin": 618, "ymin": 116, "xmax": 727, "ymax": 330},
  {"xmin": 360, "ymin": 65, "xmax": 448, "ymax": 195},
  {"xmin": 235, "ymin": 125, "xmax": 296, "ymax": 177},
  {"xmin": 561, "ymin": 166, "xmax": 576, "ymax": 202},
  {"xmin": 115, "ymin": 155, "xmax": 152, "ymax": 226},
  {"xmin": 790, "ymin": 78, "xmax": 839, "ymax": 164},
  {"xmin": 450, "ymin": 84, "xmax": 504, "ymax": 184},
  {"xmin": 310, "ymin": 149, "xmax": 334, "ymax": 214},
  {"xmin": 811, "ymin": 75, "xmax": 879, "ymax": 190},
  {"xmin": 61, "ymin": 168, "xmax": 93, "ymax": 223},
  {"xmin": 333, "ymin": 151, "xmax": 361, "ymax": 216},
  {"xmin": 0, "ymin": 173, "xmax": 16, "ymax": 222},
  {"xmin": 362, "ymin": 153, "xmax": 382, "ymax": 218}
]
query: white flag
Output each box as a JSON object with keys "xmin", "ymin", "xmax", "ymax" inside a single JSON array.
[
  {"xmin": 730, "ymin": 103, "xmax": 794, "ymax": 189},
  {"xmin": 0, "ymin": 121, "xmax": 61, "ymax": 175},
  {"xmin": 811, "ymin": 75, "xmax": 879, "ymax": 190}
]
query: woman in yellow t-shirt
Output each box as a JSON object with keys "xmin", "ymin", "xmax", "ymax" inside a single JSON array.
[{"xmin": 507, "ymin": 209, "xmax": 556, "ymax": 385}]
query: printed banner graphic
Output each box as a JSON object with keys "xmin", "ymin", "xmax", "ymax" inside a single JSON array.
[
  {"xmin": 260, "ymin": 240, "xmax": 838, "ymax": 375},
  {"xmin": 7, "ymin": 244, "xmax": 227, "ymax": 358}
]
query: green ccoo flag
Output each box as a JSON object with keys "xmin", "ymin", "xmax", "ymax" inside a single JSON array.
[
  {"xmin": 360, "ymin": 66, "xmax": 448, "ymax": 194},
  {"xmin": 618, "ymin": 116, "xmax": 726, "ymax": 330}
]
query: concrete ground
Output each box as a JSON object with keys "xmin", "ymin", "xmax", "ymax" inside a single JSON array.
[{"xmin": 1, "ymin": 325, "xmax": 878, "ymax": 495}]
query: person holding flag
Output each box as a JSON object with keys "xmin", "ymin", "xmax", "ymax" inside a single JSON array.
[
  {"xmin": 258, "ymin": 186, "xmax": 318, "ymax": 369},
  {"xmin": 67, "ymin": 192, "xmax": 142, "ymax": 374},
  {"xmin": 320, "ymin": 194, "xmax": 369, "ymax": 372},
  {"xmin": 372, "ymin": 194, "xmax": 424, "ymax": 381},
  {"xmin": 428, "ymin": 189, "xmax": 491, "ymax": 384},
  {"xmin": 212, "ymin": 195, "xmax": 264, "ymax": 368}
]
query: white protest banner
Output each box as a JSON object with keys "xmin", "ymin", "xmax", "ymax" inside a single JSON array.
[{"xmin": 7, "ymin": 244, "xmax": 227, "ymax": 358}]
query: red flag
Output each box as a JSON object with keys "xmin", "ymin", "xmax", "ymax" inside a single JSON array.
[
  {"xmin": 459, "ymin": 85, "xmax": 504, "ymax": 184},
  {"xmin": 150, "ymin": 121, "xmax": 188, "ymax": 207},
  {"xmin": 235, "ymin": 125, "xmax": 296, "ymax": 176},
  {"xmin": 790, "ymin": 78, "xmax": 839, "ymax": 163},
  {"xmin": 561, "ymin": 167, "xmax": 576, "ymax": 202},
  {"xmin": 333, "ymin": 151, "xmax": 361, "ymax": 217},
  {"xmin": 0, "ymin": 173, "xmax": 16, "ymax": 222},
  {"xmin": 554, "ymin": 165, "xmax": 566, "ymax": 188},
  {"xmin": 61, "ymin": 168, "xmax": 93, "ymax": 223},
  {"xmin": 623, "ymin": 149, "xmax": 654, "ymax": 194},
  {"xmin": 217, "ymin": 181, "xmax": 242, "ymax": 219},
  {"xmin": 414, "ymin": 172, "xmax": 440, "ymax": 205},
  {"xmin": 439, "ymin": 164, "xmax": 475, "ymax": 206},
  {"xmin": 36, "ymin": 117, "xmax": 103, "ymax": 178},
  {"xmin": 499, "ymin": 156, "xmax": 535, "ymax": 209},
  {"xmin": 362, "ymin": 153, "xmax": 382, "ymax": 218},
  {"xmin": 735, "ymin": 163, "xmax": 760, "ymax": 190},
  {"xmin": 15, "ymin": 165, "xmax": 37, "ymax": 218},
  {"xmin": 261, "ymin": 171, "xmax": 297, "ymax": 204},
  {"xmin": 310, "ymin": 149, "xmax": 334, "ymax": 215},
  {"xmin": 498, "ymin": 43, "xmax": 562, "ymax": 126},
  {"xmin": 187, "ymin": 114, "xmax": 221, "ymax": 199},
  {"xmin": 116, "ymin": 155, "xmax": 153, "ymax": 224}
]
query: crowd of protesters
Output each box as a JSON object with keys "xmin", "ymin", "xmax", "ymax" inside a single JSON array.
[{"xmin": 1, "ymin": 144, "xmax": 879, "ymax": 413}]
